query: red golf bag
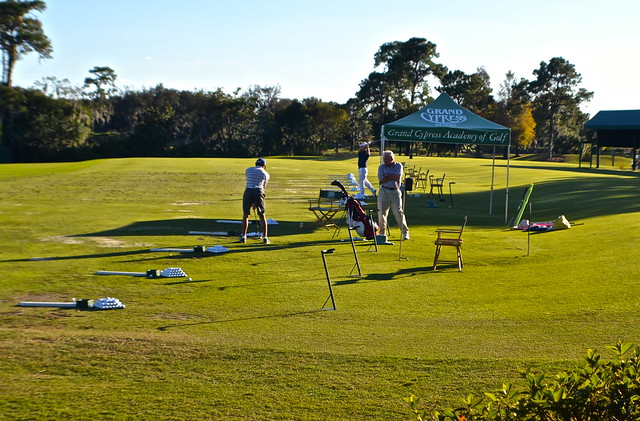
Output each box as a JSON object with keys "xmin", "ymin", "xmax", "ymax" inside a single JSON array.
[{"xmin": 331, "ymin": 180, "xmax": 378, "ymax": 240}]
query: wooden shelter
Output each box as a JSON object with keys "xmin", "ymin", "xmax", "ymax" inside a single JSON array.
[{"xmin": 584, "ymin": 110, "xmax": 640, "ymax": 170}]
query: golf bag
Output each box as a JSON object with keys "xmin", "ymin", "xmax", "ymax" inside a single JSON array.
[{"xmin": 330, "ymin": 180, "xmax": 378, "ymax": 240}]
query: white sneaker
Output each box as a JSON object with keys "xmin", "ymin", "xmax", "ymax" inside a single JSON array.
[
  {"xmin": 263, "ymin": 237, "xmax": 271, "ymax": 244},
  {"xmin": 402, "ymin": 232, "xmax": 410, "ymax": 240}
]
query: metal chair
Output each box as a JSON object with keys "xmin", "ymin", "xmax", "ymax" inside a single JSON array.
[{"xmin": 429, "ymin": 173, "xmax": 446, "ymax": 200}]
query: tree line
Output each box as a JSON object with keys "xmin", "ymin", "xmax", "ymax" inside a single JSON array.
[{"xmin": 0, "ymin": 0, "xmax": 593, "ymax": 163}]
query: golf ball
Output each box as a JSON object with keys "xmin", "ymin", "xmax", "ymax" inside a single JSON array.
[{"xmin": 188, "ymin": 277, "xmax": 192, "ymax": 281}]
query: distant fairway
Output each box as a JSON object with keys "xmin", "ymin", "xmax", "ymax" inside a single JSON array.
[{"xmin": 1, "ymin": 156, "xmax": 639, "ymax": 420}]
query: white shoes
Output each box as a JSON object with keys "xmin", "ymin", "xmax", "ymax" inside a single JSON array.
[{"xmin": 402, "ymin": 232, "xmax": 410, "ymax": 240}]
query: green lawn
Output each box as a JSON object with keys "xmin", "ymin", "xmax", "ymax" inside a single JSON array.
[{"xmin": 1, "ymin": 156, "xmax": 639, "ymax": 420}]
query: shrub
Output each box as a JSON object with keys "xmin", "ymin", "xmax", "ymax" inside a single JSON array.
[{"xmin": 407, "ymin": 342, "xmax": 640, "ymax": 420}]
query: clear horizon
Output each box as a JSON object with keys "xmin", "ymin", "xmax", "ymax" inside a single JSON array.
[{"xmin": 10, "ymin": 0, "xmax": 640, "ymax": 116}]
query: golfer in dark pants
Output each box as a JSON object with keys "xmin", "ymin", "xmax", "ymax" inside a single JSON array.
[{"xmin": 241, "ymin": 158, "xmax": 270, "ymax": 244}]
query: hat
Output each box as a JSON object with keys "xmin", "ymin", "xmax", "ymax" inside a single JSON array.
[
  {"xmin": 359, "ymin": 142, "xmax": 369, "ymax": 148},
  {"xmin": 255, "ymin": 158, "xmax": 266, "ymax": 167}
]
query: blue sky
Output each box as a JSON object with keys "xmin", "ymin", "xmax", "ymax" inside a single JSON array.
[{"xmin": 12, "ymin": 0, "xmax": 640, "ymax": 116}]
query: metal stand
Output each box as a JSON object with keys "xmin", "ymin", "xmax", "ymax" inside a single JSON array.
[
  {"xmin": 527, "ymin": 202, "xmax": 532, "ymax": 257},
  {"xmin": 448, "ymin": 181, "xmax": 456, "ymax": 208},
  {"xmin": 321, "ymin": 249, "xmax": 337, "ymax": 310},
  {"xmin": 348, "ymin": 228, "xmax": 362, "ymax": 277},
  {"xmin": 367, "ymin": 210, "xmax": 379, "ymax": 252},
  {"xmin": 399, "ymin": 181, "xmax": 411, "ymax": 261}
]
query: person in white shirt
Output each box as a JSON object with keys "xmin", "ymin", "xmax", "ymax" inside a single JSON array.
[
  {"xmin": 377, "ymin": 150, "xmax": 409, "ymax": 240},
  {"xmin": 356, "ymin": 142, "xmax": 377, "ymax": 199},
  {"xmin": 241, "ymin": 158, "xmax": 271, "ymax": 244}
]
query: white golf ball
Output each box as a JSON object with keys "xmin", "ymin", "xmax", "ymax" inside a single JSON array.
[{"xmin": 188, "ymin": 277, "xmax": 192, "ymax": 281}]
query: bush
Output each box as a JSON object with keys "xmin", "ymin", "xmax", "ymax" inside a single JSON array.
[{"xmin": 407, "ymin": 342, "xmax": 640, "ymax": 420}]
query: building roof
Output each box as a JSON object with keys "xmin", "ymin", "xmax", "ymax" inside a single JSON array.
[{"xmin": 585, "ymin": 110, "xmax": 640, "ymax": 130}]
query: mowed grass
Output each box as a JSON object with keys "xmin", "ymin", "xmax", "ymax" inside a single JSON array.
[{"xmin": 0, "ymin": 156, "xmax": 639, "ymax": 420}]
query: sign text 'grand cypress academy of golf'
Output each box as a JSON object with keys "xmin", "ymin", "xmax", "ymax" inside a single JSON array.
[{"xmin": 381, "ymin": 93, "xmax": 511, "ymax": 146}]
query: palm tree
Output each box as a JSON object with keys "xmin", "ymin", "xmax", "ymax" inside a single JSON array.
[{"xmin": 0, "ymin": 0, "xmax": 52, "ymax": 87}]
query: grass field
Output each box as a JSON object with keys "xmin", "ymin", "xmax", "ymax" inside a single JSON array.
[{"xmin": 1, "ymin": 155, "xmax": 639, "ymax": 420}]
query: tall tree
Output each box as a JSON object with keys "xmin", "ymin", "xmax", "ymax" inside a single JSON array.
[
  {"xmin": 496, "ymin": 71, "xmax": 536, "ymax": 154},
  {"xmin": 83, "ymin": 66, "xmax": 118, "ymax": 130},
  {"xmin": 438, "ymin": 67, "xmax": 495, "ymax": 116},
  {"xmin": 0, "ymin": 0, "xmax": 52, "ymax": 87},
  {"xmin": 83, "ymin": 66, "xmax": 118, "ymax": 100},
  {"xmin": 355, "ymin": 38, "xmax": 447, "ymax": 143},
  {"xmin": 374, "ymin": 37, "xmax": 446, "ymax": 108},
  {"xmin": 528, "ymin": 57, "xmax": 593, "ymax": 159}
]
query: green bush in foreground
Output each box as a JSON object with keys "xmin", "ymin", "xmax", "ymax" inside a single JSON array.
[{"xmin": 408, "ymin": 342, "xmax": 640, "ymax": 421}]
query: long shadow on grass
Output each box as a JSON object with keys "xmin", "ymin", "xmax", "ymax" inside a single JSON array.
[
  {"xmin": 405, "ymin": 172, "xmax": 640, "ymax": 226},
  {"xmin": 58, "ymin": 171, "xmax": 640, "ymax": 241},
  {"xmin": 72, "ymin": 219, "xmax": 306, "ymax": 237},
  {"xmin": 333, "ymin": 265, "xmax": 433, "ymax": 286},
  {"xmin": 156, "ymin": 308, "xmax": 330, "ymax": 331},
  {"xmin": 2, "ymin": 249, "xmax": 152, "ymax": 263},
  {"xmin": 0, "ymin": 238, "xmax": 353, "ymax": 264}
]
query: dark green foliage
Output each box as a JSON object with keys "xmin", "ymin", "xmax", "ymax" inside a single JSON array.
[
  {"xmin": 2, "ymin": 87, "xmax": 91, "ymax": 161},
  {"xmin": 408, "ymin": 342, "xmax": 640, "ymax": 420},
  {"xmin": 3, "ymin": 28, "xmax": 595, "ymax": 162}
]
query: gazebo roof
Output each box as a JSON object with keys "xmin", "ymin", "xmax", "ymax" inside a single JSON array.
[{"xmin": 585, "ymin": 110, "xmax": 640, "ymax": 130}]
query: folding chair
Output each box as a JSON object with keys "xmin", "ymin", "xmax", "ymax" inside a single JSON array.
[
  {"xmin": 429, "ymin": 173, "xmax": 446, "ymax": 199},
  {"xmin": 433, "ymin": 216, "xmax": 467, "ymax": 271},
  {"xmin": 414, "ymin": 169, "xmax": 430, "ymax": 192},
  {"xmin": 308, "ymin": 189, "xmax": 342, "ymax": 231}
]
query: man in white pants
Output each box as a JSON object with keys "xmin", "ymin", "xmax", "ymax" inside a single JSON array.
[
  {"xmin": 377, "ymin": 150, "xmax": 409, "ymax": 240},
  {"xmin": 356, "ymin": 142, "xmax": 376, "ymax": 199}
]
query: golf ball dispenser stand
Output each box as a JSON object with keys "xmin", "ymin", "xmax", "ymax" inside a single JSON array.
[
  {"xmin": 320, "ymin": 248, "xmax": 337, "ymax": 310},
  {"xmin": 399, "ymin": 177, "xmax": 412, "ymax": 261}
]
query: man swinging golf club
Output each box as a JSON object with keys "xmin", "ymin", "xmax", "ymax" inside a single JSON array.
[{"xmin": 241, "ymin": 158, "xmax": 270, "ymax": 244}]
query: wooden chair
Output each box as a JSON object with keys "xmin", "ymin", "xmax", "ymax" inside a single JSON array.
[
  {"xmin": 429, "ymin": 173, "xmax": 446, "ymax": 199},
  {"xmin": 308, "ymin": 189, "xmax": 343, "ymax": 231},
  {"xmin": 433, "ymin": 216, "xmax": 467, "ymax": 271}
]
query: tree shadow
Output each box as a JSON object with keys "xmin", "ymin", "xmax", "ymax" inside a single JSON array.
[
  {"xmin": 71, "ymin": 219, "xmax": 306, "ymax": 237},
  {"xmin": 404, "ymin": 171, "xmax": 640, "ymax": 227}
]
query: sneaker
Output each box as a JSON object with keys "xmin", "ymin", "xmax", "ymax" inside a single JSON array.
[
  {"xmin": 240, "ymin": 236, "xmax": 246, "ymax": 243},
  {"xmin": 263, "ymin": 237, "xmax": 271, "ymax": 244},
  {"xmin": 402, "ymin": 232, "xmax": 410, "ymax": 240}
]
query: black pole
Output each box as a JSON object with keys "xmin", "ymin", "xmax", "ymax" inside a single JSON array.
[
  {"xmin": 448, "ymin": 182, "xmax": 456, "ymax": 208},
  {"xmin": 348, "ymin": 227, "xmax": 362, "ymax": 277},
  {"xmin": 527, "ymin": 203, "xmax": 532, "ymax": 257},
  {"xmin": 321, "ymin": 249, "xmax": 336, "ymax": 310}
]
